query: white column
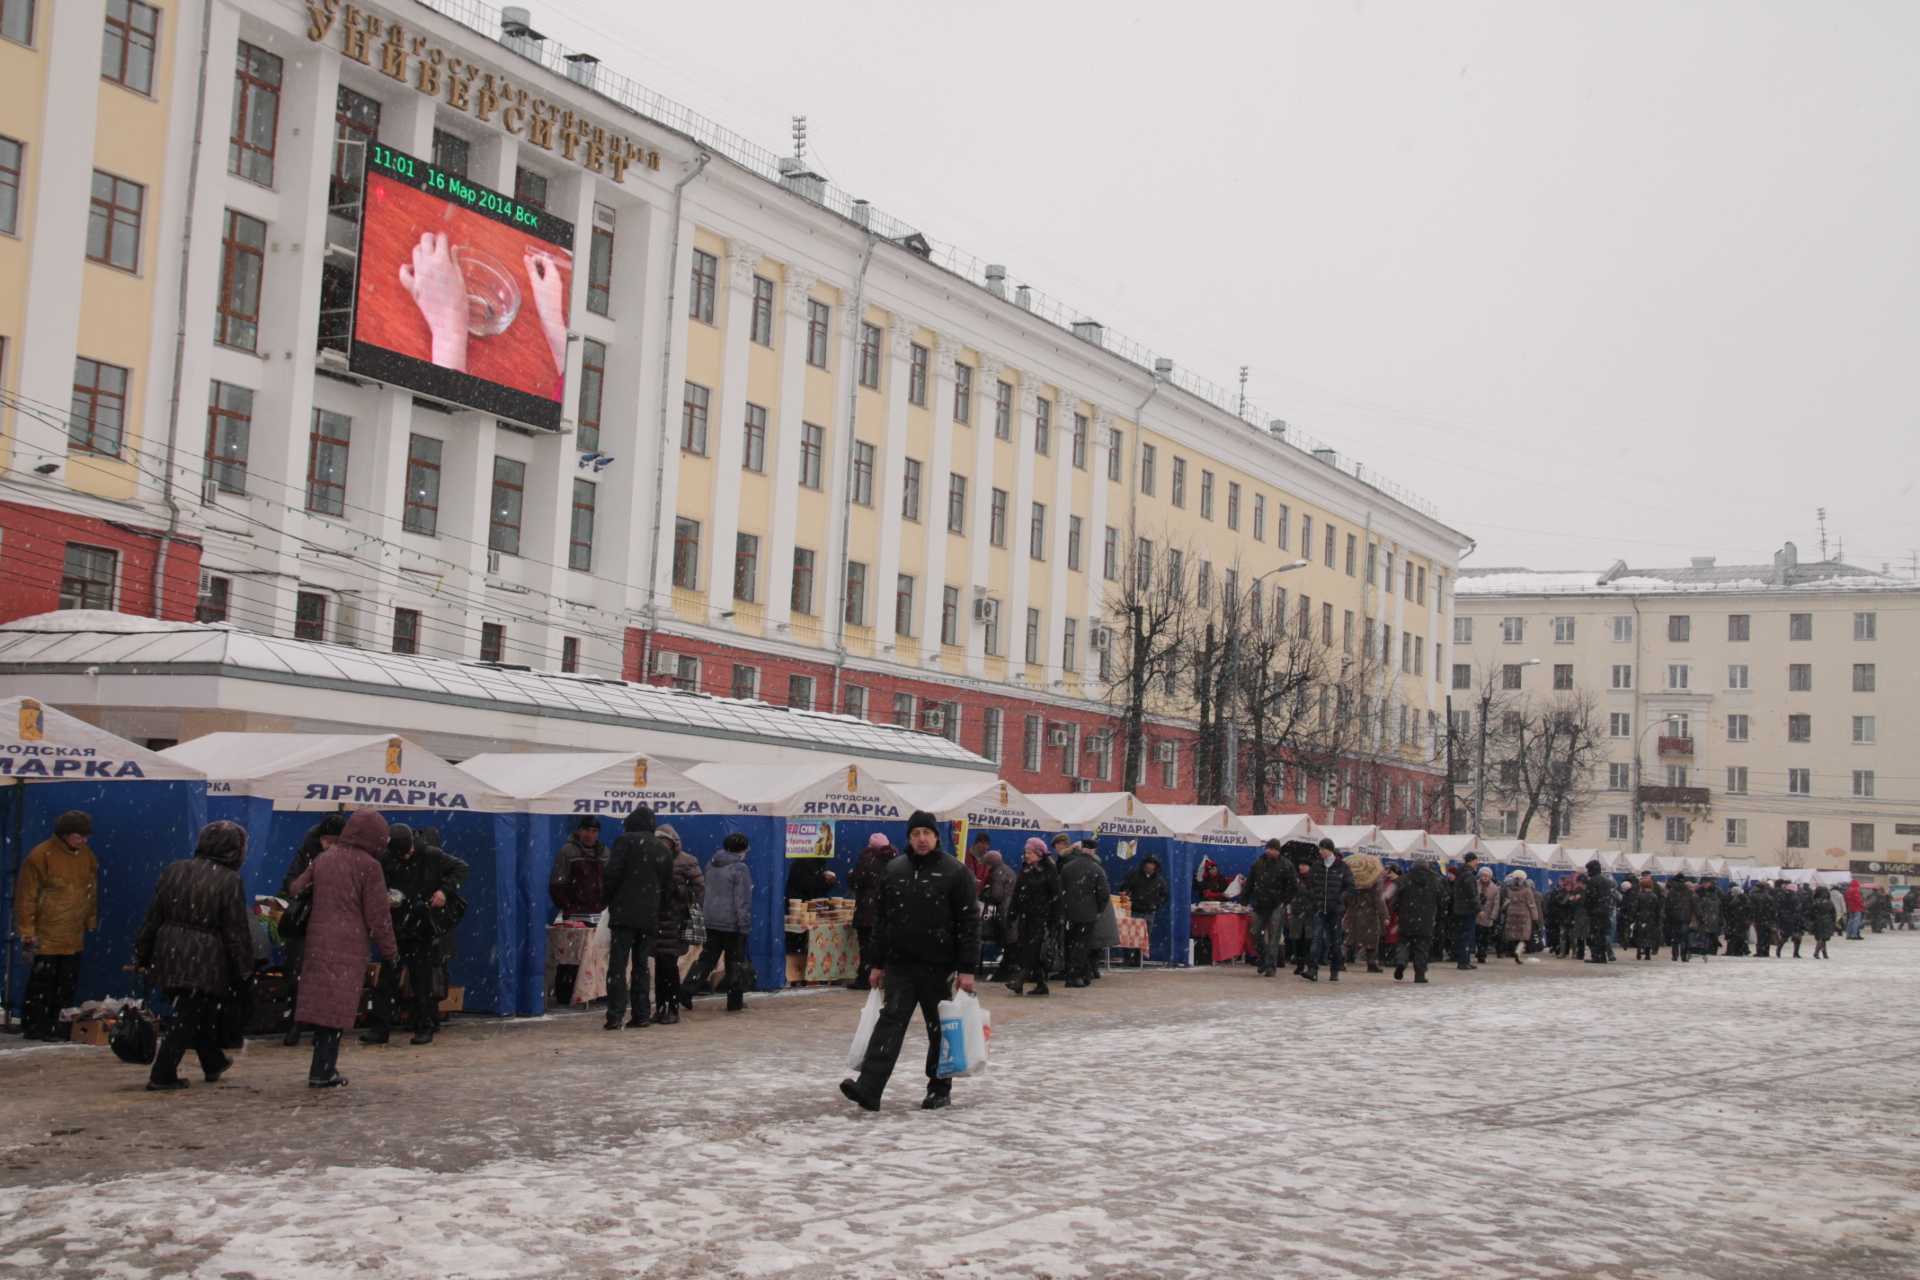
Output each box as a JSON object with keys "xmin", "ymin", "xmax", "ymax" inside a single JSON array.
[
  {"xmin": 805, "ymin": 280, "xmax": 863, "ymax": 633},
  {"xmin": 1005, "ymin": 378, "xmax": 1041, "ymax": 677},
  {"xmin": 869, "ymin": 313, "xmax": 916, "ymax": 651},
  {"xmin": 916, "ymin": 335, "xmax": 962, "ymax": 654},
  {"xmin": 763, "ymin": 264, "xmax": 817, "ymax": 621},
  {"xmin": 1044, "ymin": 389, "xmax": 1079, "ymax": 688},
  {"xmin": 701, "ymin": 239, "xmax": 762, "ymax": 624},
  {"xmin": 965, "ymin": 354, "xmax": 1005, "ymax": 677},
  {"xmin": 1086, "ymin": 407, "xmax": 1117, "ymax": 647}
]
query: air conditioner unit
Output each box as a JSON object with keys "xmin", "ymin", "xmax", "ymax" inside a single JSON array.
[
  {"xmin": 651, "ymin": 650, "xmax": 680, "ymax": 676},
  {"xmin": 1154, "ymin": 742, "xmax": 1177, "ymax": 763},
  {"xmin": 1047, "ymin": 727, "xmax": 1071, "ymax": 747},
  {"xmin": 972, "ymin": 597, "xmax": 999, "ymax": 624},
  {"xmin": 922, "ymin": 708, "xmax": 946, "ymax": 732},
  {"xmin": 200, "ymin": 478, "xmax": 220, "ymax": 506},
  {"xmin": 1071, "ymin": 777, "xmax": 1094, "ymax": 793},
  {"xmin": 486, "ymin": 550, "xmax": 501, "ymax": 574},
  {"xmin": 1089, "ymin": 627, "xmax": 1113, "ymax": 652}
]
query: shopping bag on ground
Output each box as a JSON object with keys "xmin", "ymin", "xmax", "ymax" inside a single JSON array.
[
  {"xmin": 846, "ymin": 987, "xmax": 884, "ymax": 1072},
  {"xmin": 936, "ymin": 991, "xmax": 991, "ymax": 1078}
]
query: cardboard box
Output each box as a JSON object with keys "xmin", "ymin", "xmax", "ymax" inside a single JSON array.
[
  {"xmin": 69, "ymin": 1018, "xmax": 111, "ymax": 1047},
  {"xmin": 438, "ymin": 987, "xmax": 464, "ymax": 1014}
]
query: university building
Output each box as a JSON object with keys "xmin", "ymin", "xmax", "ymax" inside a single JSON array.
[
  {"xmin": 1454, "ymin": 546, "xmax": 1917, "ymax": 874},
  {"xmin": 0, "ymin": 0, "xmax": 1468, "ymax": 814}
]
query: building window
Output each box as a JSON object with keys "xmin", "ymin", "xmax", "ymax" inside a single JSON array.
[
  {"xmin": 990, "ymin": 489, "xmax": 1009, "ymax": 547},
  {"xmin": 1606, "ymin": 763, "xmax": 1631, "ymax": 790},
  {"xmin": 1727, "ymin": 663, "xmax": 1749, "ymax": 690},
  {"xmin": 1606, "ymin": 615, "xmax": 1631, "ymax": 643},
  {"xmin": 1727, "ymin": 713, "xmax": 1749, "ymax": 742},
  {"xmin": 1452, "ymin": 664, "xmax": 1472, "ymax": 691},
  {"xmin": 1071, "ymin": 413, "xmax": 1088, "ymax": 469},
  {"xmin": 1226, "ymin": 482, "xmax": 1241, "ymax": 530},
  {"xmin": 431, "ymin": 129, "xmax": 470, "ymax": 176},
  {"xmin": 942, "ymin": 585, "xmax": 961, "ymax": 646},
  {"xmin": 1025, "ymin": 607, "xmax": 1042, "ymax": 665},
  {"xmin": 0, "ymin": 134, "xmax": 21, "ymax": 235},
  {"xmin": 1022, "ymin": 714, "xmax": 1043, "ymax": 771},
  {"xmin": 1139, "ymin": 443, "xmax": 1156, "ymax": 495},
  {"xmin": 851, "ymin": 441, "xmax": 876, "ymax": 507},
  {"xmin": 229, "ymin": 41, "xmax": 281, "ymax": 185},
  {"xmin": 1665, "ymin": 764, "xmax": 1689, "ymax": 788},
  {"xmin": 59, "ymin": 544, "xmax": 117, "ymax": 611},
  {"xmin": 1726, "ymin": 613, "xmax": 1750, "ymax": 642},
  {"xmin": 1853, "ymin": 663, "xmax": 1876, "ymax": 692},
  {"xmin": 102, "ymin": 0, "xmax": 159, "ymax": 93},
  {"xmin": 87, "ymin": 170, "xmax": 143, "ymax": 272},
  {"xmin": 902, "ymin": 458, "xmax": 923, "ymax": 521},
  {"xmin": 681, "ymin": 382, "xmax": 710, "ymax": 454},
  {"xmin": 733, "ymin": 532, "xmax": 759, "ymax": 602},
  {"xmin": 1664, "ymin": 817, "xmax": 1691, "ymax": 845},
  {"xmin": 730, "ymin": 664, "xmax": 758, "ymax": 701},
  {"xmin": 805, "ymin": 299, "xmax": 830, "ymax": 368},
  {"xmin": 859, "ymin": 323, "xmax": 881, "ymax": 388},
  {"xmin": 894, "ymin": 575, "xmax": 915, "ymax": 637},
  {"xmin": 672, "ymin": 518, "xmax": 701, "ymax": 589},
  {"xmin": 1170, "ymin": 457, "xmax": 1187, "ymax": 507},
  {"xmin": 569, "ymin": 480, "xmax": 596, "ymax": 572},
  {"xmin": 995, "ymin": 381, "xmax": 1013, "ymax": 440},
  {"xmin": 1854, "ymin": 611, "xmax": 1877, "ymax": 641},
  {"xmin": 982, "ymin": 707, "xmax": 1003, "ymax": 762},
  {"xmin": 305, "ymin": 408, "xmax": 351, "ymax": 514},
  {"xmin": 953, "ymin": 363, "xmax": 972, "ymax": 425},
  {"xmin": 399, "ymin": 434, "xmax": 442, "ymax": 536},
  {"xmin": 1137, "ymin": 539, "xmax": 1154, "ymax": 592},
  {"xmin": 1346, "ymin": 533, "xmax": 1358, "ymax": 575},
  {"xmin": 1161, "ymin": 741, "xmax": 1180, "ymax": 791},
  {"xmin": 1724, "ymin": 819, "xmax": 1746, "ymax": 847},
  {"xmin": 800, "ymin": 423, "xmax": 824, "ymax": 489},
  {"xmin": 844, "ymin": 561, "xmax": 867, "ymax": 625},
  {"xmin": 391, "ymin": 607, "xmax": 420, "ymax": 654},
  {"xmin": 1667, "ymin": 663, "xmax": 1689, "ymax": 691},
  {"xmin": 1453, "ymin": 617, "xmax": 1473, "ymax": 645},
  {"xmin": 479, "ymin": 621, "xmax": 506, "ymax": 663},
  {"xmin": 575, "ymin": 339, "xmax": 606, "ymax": 453},
  {"xmin": 488, "ymin": 456, "xmax": 526, "ymax": 556},
  {"xmin": 1850, "ymin": 822, "xmax": 1875, "ymax": 853},
  {"xmin": 1665, "ymin": 615, "xmax": 1689, "ymax": 642},
  {"xmin": 666, "ymin": 654, "xmax": 698, "ymax": 692},
  {"xmin": 1498, "ymin": 616, "xmax": 1523, "ymax": 644},
  {"xmin": 214, "ymin": 209, "xmax": 267, "ymax": 351},
  {"xmin": 1788, "ymin": 612, "xmax": 1812, "ymax": 641},
  {"xmin": 1785, "ymin": 820, "xmax": 1810, "ymax": 849},
  {"xmin": 1788, "ymin": 663, "xmax": 1812, "ymax": 692},
  {"xmin": 688, "ymin": 248, "xmax": 716, "ymax": 323},
  {"xmin": 1548, "ymin": 616, "xmax": 1574, "ymax": 644},
  {"xmin": 1607, "ymin": 814, "xmax": 1630, "ymax": 842},
  {"xmin": 750, "ymin": 275, "xmax": 775, "ymax": 346},
  {"xmin": 1062, "ymin": 618, "xmax": 1079, "ymax": 673},
  {"xmin": 1553, "ymin": 663, "xmax": 1573, "ymax": 691},
  {"xmin": 843, "ymin": 685, "xmax": 867, "ymax": 719},
  {"xmin": 295, "ymin": 591, "xmax": 327, "ymax": 641},
  {"xmin": 1501, "ymin": 664, "xmax": 1524, "ymax": 691},
  {"xmin": 331, "ymin": 86, "xmax": 381, "ymax": 208},
  {"xmin": 1610, "ymin": 664, "xmax": 1633, "ymax": 690},
  {"xmin": 195, "ymin": 574, "xmax": 230, "ymax": 624},
  {"xmin": 205, "ymin": 382, "xmax": 252, "ymax": 495},
  {"xmin": 892, "ymin": 692, "xmax": 915, "ymax": 727},
  {"xmin": 1786, "ymin": 713, "xmax": 1811, "ymax": 743},
  {"xmin": 791, "ymin": 548, "xmax": 815, "ymax": 615},
  {"xmin": 1, "ymin": 0, "xmax": 33, "ymax": 45},
  {"xmin": 1033, "ymin": 397, "xmax": 1052, "ymax": 456},
  {"xmin": 1029, "ymin": 503, "xmax": 1046, "ymax": 560},
  {"xmin": 1067, "ymin": 516, "xmax": 1083, "ymax": 572},
  {"xmin": 733, "ymin": 403, "xmax": 766, "ymax": 473},
  {"xmin": 947, "ymin": 474, "xmax": 967, "ymax": 535},
  {"xmin": 513, "ymin": 166, "xmax": 548, "ymax": 208},
  {"xmin": 1199, "ymin": 470, "xmax": 1215, "ymax": 519},
  {"xmin": 908, "ymin": 344, "xmax": 928, "ymax": 406},
  {"xmin": 1103, "ymin": 526, "xmax": 1119, "ymax": 580},
  {"xmin": 1853, "ymin": 769, "xmax": 1875, "ymax": 798},
  {"xmin": 1852, "ymin": 715, "xmax": 1875, "ymax": 744}
]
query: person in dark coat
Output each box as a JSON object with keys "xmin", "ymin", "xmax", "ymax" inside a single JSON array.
[
  {"xmin": 600, "ymin": 806, "xmax": 675, "ymax": 1030},
  {"xmin": 1243, "ymin": 841, "xmax": 1297, "ymax": 977},
  {"xmin": 1806, "ymin": 885, "xmax": 1837, "ymax": 957},
  {"xmin": 1692, "ymin": 880, "xmax": 1724, "ymax": 955},
  {"xmin": 1583, "ymin": 860, "xmax": 1618, "ymax": 963},
  {"xmin": 1287, "ymin": 858, "xmax": 1316, "ymax": 973},
  {"xmin": 978, "ymin": 848, "xmax": 1018, "ymax": 974},
  {"xmin": 363, "ymin": 824, "xmax": 469, "ymax": 1046},
  {"xmin": 1721, "ymin": 885, "xmax": 1750, "ymax": 956},
  {"xmin": 1193, "ymin": 858, "xmax": 1230, "ymax": 901},
  {"xmin": 276, "ymin": 811, "xmax": 346, "ymax": 1047},
  {"xmin": 1775, "ymin": 880, "xmax": 1807, "ymax": 957},
  {"xmin": 649, "ymin": 824, "xmax": 705, "ymax": 1023},
  {"xmin": 1450, "ymin": 853, "xmax": 1483, "ymax": 969},
  {"xmin": 289, "ymin": 808, "xmax": 399, "ymax": 1088},
  {"xmin": 1005, "ymin": 838, "xmax": 1062, "ymax": 996},
  {"xmin": 1116, "ymin": 852, "xmax": 1169, "ymax": 968},
  {"xmin": 688, "ymin": 832, "xmax": 753, "ymax": 1011},
  {"xmin": 1749, "ymin": 881, "xmax": 1778, "ymax": 957},
  {"xmin": 547, "ymin": 815, "xmax": 608, "ymax": 917},
  {"xmin": 1393, "ymin": 859, "xmax": 1443, "ymax": 982},
  {"xmin": 1056, "ymin": 839, "xmax": 1111, "ymax": 987},
  {"xmin": 1628, "ymin": 873, "xmax": 1664, "ymax": 958},
  {"xmin": 841, "ymin": 810, "xmax": 982, "ymax": 1112},
  {"xmin": 1663, "ymin": 874, "xmax": 1696, "ymax": 962},
  {"xmin": 848, "ymin": 833, "xmax": 895, "ymax": 990},
  {"xmin": 1301, "ymin": 839, "xmax": 1355, "ymax": 982},
  {"xmin": 134, "ymin": 821, "xmax": 256, "ymax": 1090}
]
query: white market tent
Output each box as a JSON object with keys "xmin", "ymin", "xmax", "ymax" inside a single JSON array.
[
  {"xmin": 1482, "ymin": 839, "xmax": 1536, "ymax": 867},
  {"xmin": 1026, "ymin": 792, "xmax": 1176, "ymax": 839},
  {"xmin": 0, "ymin": 695, "xmax": 205, "ymax": 783},
  {"xmin": 1653, "ymin": 856, "xmax": 1690, "ymax": 876},
  {"xmin": 686, "ymin": 759, "xmax": 911, "ymax": 820},
  {"xmin": 1620, "ymin": 852, "xmax": 1655, "ymax": 875},
  {"xmin": 1147, "ymin": 804, "xmax": 1262, "ymax": 848},
  {"xmin": 1312, "ymin": 823, "xmax": 1379, "ymax": 851},
  {"xmin": 1377, "ymin": 829, "xmax": 1439, "ymax": 858},
  {"xmin": 458, "ymin": 751, "xmax": 738, "ymax": 817},
  {"xmin": 1240, "ymin": 813, "xmax": 1315, "ymax": 846},
  {"xmin": 161, "ymin": 732, "xmax": 509, "ymax": 811},
  {"xmin": 892, "ymin": 778, "xmax": 1053, "ymax": 833},
  {"xmin": 1429, "ymin": 833, "xmax": 1487, "ymax": 861}
]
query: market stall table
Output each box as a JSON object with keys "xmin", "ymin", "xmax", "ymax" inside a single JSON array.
[
  {"xmin": 546, "ymin": 922, "xmax": 609, "ymax": 1004},
  {"xmin": 1116, "ymin": 915, "xmax": 1150, "ymax": 952},
  {"xmin": 1190, "ymin": 909, "xmax": 1252, "ymax": 963}
]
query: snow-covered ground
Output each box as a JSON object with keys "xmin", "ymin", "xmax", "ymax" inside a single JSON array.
[{"xmin": 4, "ymin": 938, "xmax": 1918, "ymax": 1279}]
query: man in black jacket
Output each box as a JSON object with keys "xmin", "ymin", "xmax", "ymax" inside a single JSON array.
[
  {"xmin": 1057, "ymin": 839, "xmax": 1111, "ymax": 987},
  {"xmin": 841, "ymin": 810, "xmax": 981, "ymax": 1112},
  {"xmin": 363, "ymin": 824, "xmax": 469, "ymax": 1046},
  {"xmin": 1245, "ymin": 840, "xmax": 1297, "ymax": 976},
  {"xmin": 1585, "ymin": 859, "xmax": 1619, "ymax": 963},
  {"xmin": 1117, "ymin": 853, "xmax": 1169, "ymax": 967},
  {"xmin": 599, "ymin": 807, "xmax": 676, "ymax": 1031},
  {"xmin": 1394, "ymin": 859, "xmax": 1443, "ymax": 983},
  {"xmin": 1300, "ymin": 839, "xmax": 1355, "ymax": 982},
  {"xmin": 1452, "ymin": 853, "xmax": 1483, "ymax": 969}
]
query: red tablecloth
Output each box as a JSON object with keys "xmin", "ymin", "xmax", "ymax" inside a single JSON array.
[
  {"xmin": 1116, "ymin": 916, "xmax": 1149, "ymax": 952},
  {"xmin": 1190, "ymin": 912, "xmax": 1251, "ymax": 962}
]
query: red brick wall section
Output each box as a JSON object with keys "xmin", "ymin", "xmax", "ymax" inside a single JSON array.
[
  {"xmin": 625, "ymin": 627, "xmax": 1443, "ymax": 825},
  {"xmin": 0, "ymin": 500, "xmax": 204, "ymax": 624}
]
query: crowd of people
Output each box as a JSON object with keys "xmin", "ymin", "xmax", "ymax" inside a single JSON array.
[{"xmin": 9, "ymin": 805, "xmax": 1915, "ymax": 1107}]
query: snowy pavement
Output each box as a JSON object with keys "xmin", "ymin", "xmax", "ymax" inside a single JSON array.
[{"xmin": 3, "ymin": 937, "xmax": 1918, "ymax": 1279}]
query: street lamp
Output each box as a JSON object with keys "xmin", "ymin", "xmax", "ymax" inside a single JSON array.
[
  {"xmin": 1221, "ymin": 559, "xmax": 1311, "ymax": 802},
  {"xmin": 1629, "ymin": 712, "xmax": 1685, "ymax": 854},
  {"xmin": 1471, "ymin": 657, "xmax": 1539, "ymax": 837}
]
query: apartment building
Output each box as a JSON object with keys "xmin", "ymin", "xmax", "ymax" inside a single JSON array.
[
  {"xmin": 0, "ymin": 0, "xmax": 1468, "ymax": 812},
  {"xmin": 1455, "ymin": 545, "xmax": 1917, "ymax": 874}
]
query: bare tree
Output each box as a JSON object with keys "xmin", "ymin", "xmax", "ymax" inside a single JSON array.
[
  {"xmin": 1102, "ymin": 530, "xmax": 1199, "ymax": 792},
  {"xmin": 1491, "ymin": 690, "xmax": 1606, "ymax": 840}
]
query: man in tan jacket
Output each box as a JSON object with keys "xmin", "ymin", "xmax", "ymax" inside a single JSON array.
[{"xmin": 15, "ymin": 811, "xmax": 98, "ymax": 1040}]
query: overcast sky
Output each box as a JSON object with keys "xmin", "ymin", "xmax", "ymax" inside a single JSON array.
[{"xmin": 527, "ymin": 1, "xmax": 1919, "ymax": 574}]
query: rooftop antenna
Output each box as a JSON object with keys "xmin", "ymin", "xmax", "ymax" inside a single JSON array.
[
  {"xmin": 1238, "ymin": 366, "xmax": 1249, "ymax": 419},
  {"xmin": 791, "ymin": 115, "xmax": 807, "ymax": 161},
  {"xmin": 1816, "ymin": 507, "xmax": 1829, "ymax": 561}
]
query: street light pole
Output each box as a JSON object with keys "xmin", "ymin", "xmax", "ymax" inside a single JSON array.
[
  {"xmin": 1221, "ymin": 560, "xmax": 1308, "ymax": 806},
  {"xmin": 1471, "ymin": 657, "xmax": 1539, "ymax": 837}
]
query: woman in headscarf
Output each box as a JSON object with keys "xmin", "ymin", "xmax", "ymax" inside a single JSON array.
[
  {"xmin": 1628, "ymin": 872, "xmax": 1664, "ymax": 959},
  {"xmin": 1500, "ymin": 871, "xmax": 1543, "ymax": 965},
  {"xmin": 289, "ymin": 809, "xmax": 398, "ymax": 1088},
  {"xmin": 651, "ymin": 824, "xmax": 706, "ymax": 1023},
  {"xmin": 1193, "ymin": 858, "xmax": 1229, "ymax": 902},
  {"xmin": 134, "ymin": 821, "xmax": 256, "ymax": 1090},
  {"xmin": 1005, "ymin": 838, "xmax": 1062, "ymax": 996},
  {"xmin": 277, "ymin": 811, "xmax": 346, "ymax": 1047}
]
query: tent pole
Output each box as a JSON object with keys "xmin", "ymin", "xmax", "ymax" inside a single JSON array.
[{"xmin": 3, "ymin": 782, "xmax": 21, "ymax": 1027}]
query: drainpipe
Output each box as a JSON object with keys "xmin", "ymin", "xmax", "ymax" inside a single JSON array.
[
  {"xmin": 639, "ymin": 152, "xmax": 712, "ymax": 679},
  {"xmin": 151, "ymin": 0, "xmax": 216, "ymax": 618},
  {"xmin": 1120, "ymin": 361, "xmax": 1167, "ymax": 790},
  {"xmin": 828, "ymin": 232, "xmax": 878, "ymax": 711}
]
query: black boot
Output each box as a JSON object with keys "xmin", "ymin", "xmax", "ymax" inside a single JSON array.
[
  {"xmin": 1393, "ymin": 965, "xmax": 1405, "ymax": 980},
  {"xmin": 282, "ymin": 1020, "xmax": 303, "ymax": 1048}
]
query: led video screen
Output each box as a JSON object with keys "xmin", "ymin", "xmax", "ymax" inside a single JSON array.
[{"xmin": 349, "ymin": 143, "xmax": 575, "ymax": 431}]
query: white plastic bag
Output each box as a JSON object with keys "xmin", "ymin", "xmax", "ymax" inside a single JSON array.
[
  {"xmin": 846, "ymin": 987, "xmax": 884, "ymax": 1071},
  {"xmin": 936, "ymin": 990, "xmax": 991, "ymax": 1077}
]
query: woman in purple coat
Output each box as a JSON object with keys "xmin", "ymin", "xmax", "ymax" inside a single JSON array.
[{"xmin": 289, "ymin": 808, "xmax": 398, "ymax": 1088}]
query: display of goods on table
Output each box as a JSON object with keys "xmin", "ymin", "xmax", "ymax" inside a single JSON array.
[
  {"xmin": 1190, "ymin": 901, "xmax": 1251, "ymax": 915},
  {"xmin": 786, "ymin": 898, "xmax": 854, "ymax": 931}
]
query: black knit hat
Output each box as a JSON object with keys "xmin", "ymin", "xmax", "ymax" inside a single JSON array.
[{"xmin": 906, "ymin": 810, "xmax": 940, "ymax": 837}]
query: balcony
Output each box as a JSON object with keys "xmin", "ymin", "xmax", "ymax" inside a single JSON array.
[
  {"xmin": 1637, "ymin": 785, "xmax": 1710, "ymax": 808},
  {"xmin": 1657, "ymin": 736, "xmax": 1694, "ymax": 756}
]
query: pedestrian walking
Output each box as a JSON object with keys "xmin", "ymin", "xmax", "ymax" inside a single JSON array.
[
  {"xmin": 1692, "ymin": 879, "xmax": 1723, "ymax": 956},
  {"xmin": 1243, "ymin": 841, "xmax": 1296, "ymax": 976},
  {"xmin": 288, "ymin": 808, "xmax": 398, "ymax": 1089},
  {"xmin": 840, "ymin": 810, "xmax": 981, "ymax": 1112},
  {"xmin": 1663, "ymin": 874, "xmax": 1696, "ymax": 962},
  {"xmin": 1806, "ymin": 885, "xmax": 1837, "ymax": 958},
  {"xmin": 1843, "ymin": 880, "xmax": 1866, "ymax": 939},
  {"xmin": 599, "ymin": 807, "xmax": 675, "ymax": 1031},
  {"xmin": 363, "ymin": 824, "xmax": 467, "ymax": 1047},
  {"xmin": 1628, "ymin": 872, "xmax": 1664, "ymax": 958},
  {"xmin": 277, "ymin": 813, "xmax": 345, "ymax": 1047},
  {"xmin": 1473, "ymin": 867, "xmax": 1501, "ymax": 963},
  {"xmin": 1301, "ymin": 839, "xmax": 1354, "ymax": 982},
  {"xmin": 1004, "ymin": 838, "xmax": 1061, "ymax": 996},
  {"xmin": 1287, "ymin": 858, "xmax": 1315, "ymax": 973},
  {"xmin": 1749, "ymin": 881, "xmax": 1778, "ymax": 957},
  {"xmin": 1451, "ymin": 853, "xmax": 1482, "ymax": 969},
  {"xmin": 133, "ymin": 821, "xmax": 255, "ymax": 1091},
  {"xmin": 1775, "ymin": 881, "xmax": 1806, "ymax": 957},
  {"xmin": 14, "ymin": 810, "xmax": 98, "ymax": 1042},
  {"xmin": 1501, "ymin": 871, "xmax": 1542, "ymax": 964},
  {"xmin": 1057, "ymin": 838, "xmax": 1111, "ymax": 987},
  {"xmin": 649, "ymin": 824, "xmax": 705, "ymax": 1023},
  {"xmin": 686, "ymin": 832, "xmax": 754, "ymax": 1011},
  {"xmin": 1393, "ymin": 859, "xmax": 1442, "ymax": 983},
  {"xmin": 1584, "ymin": 860, "xmax": 1618, "ymax": 963},
  {"xmin": 1344, "ymin": 864, "xmax": 1389, "ymax": 974},
  {"xmin": 979, "ymin": 848, "xmax": 1017, "ymax": 972},
  {"xmin": 848, "ymin": 832, "xmax": 894, "ymax": 990},
  {"xmin": 1721, "ymin": 884, "xmax": 1750, "ymax": 956}
]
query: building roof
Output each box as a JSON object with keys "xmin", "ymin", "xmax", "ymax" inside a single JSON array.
[
  {"xmin": 0, "ymin": 612, "xmax": 992, "ymax": 771},
  {"xmin": 1458, "ymin": 548, "xmax": 1915, "ymax": 598}
]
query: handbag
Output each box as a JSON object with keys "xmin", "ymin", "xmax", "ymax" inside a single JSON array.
[
  {"xmin": 846, "ymin": 986, "xmax": 883, "ymax": 1071},
  {"xmin": 681, "ymin": 902, "xmax": 707, "ymax": 947},
  {"xmin": 726, "ymin": 954, "xmax": 756, "ymax": 995},
  {"xmin": 277, "ymin": 891, "xmax": 313, "ymax": 940},
  {"xmin": 109, "ymin": 985, "xmax": 160, "ymax": 1066}
]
